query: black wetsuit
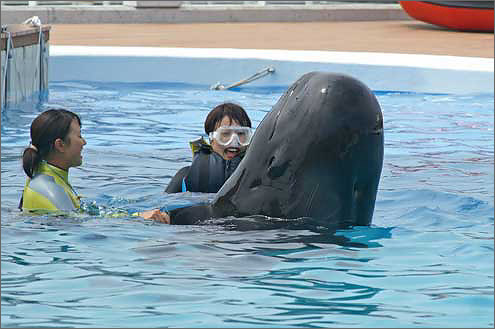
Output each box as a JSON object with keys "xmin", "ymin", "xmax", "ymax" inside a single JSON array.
[{"xmin": 165, "ymin": 146, "xmax": 244, "ymax": 193}]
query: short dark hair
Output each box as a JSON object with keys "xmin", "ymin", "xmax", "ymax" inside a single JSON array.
[
  {"xmin": 204, "ymin": 103, "xmax": 251, "ymax": 134},
  {"xmin": 22, "ymin": 109, "xmax": 81, "ymax": 178}
]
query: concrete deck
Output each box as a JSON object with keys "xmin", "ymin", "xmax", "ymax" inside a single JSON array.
[
  {"xmin": 1, "ymin": 3, "xmax": 410, "ymax": 25},
  {"xmin": 49, "ymin": 21, "xmax": 493, "ymax": 58}
]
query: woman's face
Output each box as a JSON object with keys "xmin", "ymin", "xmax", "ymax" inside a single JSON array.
[
  {"xmin": 63, "ymin": 119, "xmax": 87, "ymax": 169},
  {"xmin": 211, "ymin": 116, "xmax": 247, "ymax": 160}
]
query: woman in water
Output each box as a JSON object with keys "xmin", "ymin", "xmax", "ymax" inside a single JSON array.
[
  {"xmin": 20, "ymin": 109, "xmax": 86, "ymax": 213},
  {"xmin": 20, "ymin": 108, "xmax": 160, "ymax": 220}
]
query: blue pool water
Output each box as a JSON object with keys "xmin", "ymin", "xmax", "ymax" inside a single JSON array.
[{"xmin": 1, "ymin": 81, "xmax": 493, "ymax": 328}]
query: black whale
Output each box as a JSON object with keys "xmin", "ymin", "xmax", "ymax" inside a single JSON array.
[{"xmin": 170, "ymin": 72, "xmax": 384, "ymax": 228}]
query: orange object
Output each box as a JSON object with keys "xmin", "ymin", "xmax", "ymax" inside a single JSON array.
[{"xmin": 400, "ymin": 1, "xmax": 494, "ymax": 32}]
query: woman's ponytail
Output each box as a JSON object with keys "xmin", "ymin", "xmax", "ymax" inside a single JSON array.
[{"xmin": 22, "ymin": 144, "xmax": 42, "ymax": 178}]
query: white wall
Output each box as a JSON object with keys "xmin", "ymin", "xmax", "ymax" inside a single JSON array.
[{"xmin": 49, "ymin": 46, "xmax": 494, "ymax": 94}]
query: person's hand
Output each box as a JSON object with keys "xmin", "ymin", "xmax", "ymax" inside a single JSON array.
[{"xmin": 140, "ymin": 209, "xmax": 170, "ymax": 224}]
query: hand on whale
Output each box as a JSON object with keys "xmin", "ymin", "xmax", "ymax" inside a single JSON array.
[{"xmin": 165, "ymin": 71, "xmax": 384, "ymax": 229}]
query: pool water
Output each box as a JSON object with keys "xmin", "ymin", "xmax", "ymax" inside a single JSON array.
[{"xmin": 1, "ymin": 81, "xmax": 493, "ymax": 328}]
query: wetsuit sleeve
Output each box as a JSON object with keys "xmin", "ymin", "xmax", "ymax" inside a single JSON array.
[
  {"xmin": 169, "ymin": 204, "xmax": 213, "ymax": 225},
  {"xmin": 165, "ymin": 166, "xmax": 190, "ymax": 193}
]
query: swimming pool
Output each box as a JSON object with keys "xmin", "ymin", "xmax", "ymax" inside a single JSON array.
[{"xmin": 1, "ymin": 48, "xmax": 493, "ymax": 327}]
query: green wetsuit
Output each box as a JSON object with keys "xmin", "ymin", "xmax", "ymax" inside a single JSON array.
[{"xmin": 21, "ymin": 162, "xmax": 80, "ymax": 213}]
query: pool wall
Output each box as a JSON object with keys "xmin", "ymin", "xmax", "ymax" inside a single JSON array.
[{"xmin": 50, "ymin": 46, "xmax": 493, "ymax": 94}]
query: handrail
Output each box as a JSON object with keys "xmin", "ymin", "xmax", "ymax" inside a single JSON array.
[
  {"xmin": 2, "ymin": 32, "xmax": 13, "ymax": 108},
  {"xmin": 211, "ymin": 67, "xmax": 275, "ymax": 90}
]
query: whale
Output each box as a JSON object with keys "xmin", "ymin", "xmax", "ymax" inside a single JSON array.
[{"xmin": 169, "ymin": 71, "xmax": 384, "ymax": 229}]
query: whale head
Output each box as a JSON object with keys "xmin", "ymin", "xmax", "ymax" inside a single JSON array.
[{"xmin": 212, "ymin": 72, "xmax": 384, "ymax": 228}]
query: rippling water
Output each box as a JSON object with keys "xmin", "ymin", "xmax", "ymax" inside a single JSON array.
[{"xmin": 1, "ymin": 81, "xmax": 493, "ymax": 327}]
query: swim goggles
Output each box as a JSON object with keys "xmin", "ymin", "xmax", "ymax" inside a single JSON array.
[{"xmin": 209, "ymin": 126, "xmax": 253, "ymax": 147}]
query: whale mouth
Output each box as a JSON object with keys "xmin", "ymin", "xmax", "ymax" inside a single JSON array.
[{"xmin": 224, "ymin": 147, "xmax": 240, "ymax": 160}]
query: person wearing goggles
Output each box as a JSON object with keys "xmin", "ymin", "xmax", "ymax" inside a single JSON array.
[
  {"xmin": 210, "ymin": 126, "xmax": 252, "ymax": 146},
  {"xmin": 209, "ymin": 125, "xmax": 253, "ymax": 158},
  {"xmin": 165, "ymin": 102, "xmax": 253, "ymax": 194}
]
